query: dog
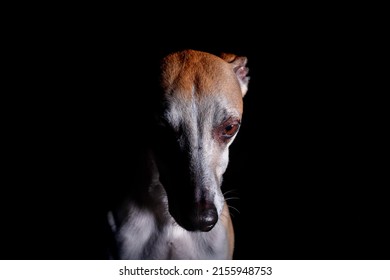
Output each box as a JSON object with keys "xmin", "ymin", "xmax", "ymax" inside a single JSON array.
[{"xmin": 106, "ymin": 49, "xmax": 250, "ymax": 259}]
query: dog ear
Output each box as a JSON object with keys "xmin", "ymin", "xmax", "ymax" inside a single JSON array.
[{"xmin": 220, "ymin": 53, "xmax": 250, "ymax": 97}]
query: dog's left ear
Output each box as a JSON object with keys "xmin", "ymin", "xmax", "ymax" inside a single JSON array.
[{"xmin": 220, "ymin": 53, "xmax": 250, "ymax": 97}]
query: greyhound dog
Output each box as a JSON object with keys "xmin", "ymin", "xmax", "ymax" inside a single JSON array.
[{"xmin": 106, "ymin": 49, "xmax": 250, "ymax": 259}]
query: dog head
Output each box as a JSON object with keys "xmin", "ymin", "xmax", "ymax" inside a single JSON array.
[{"xmin": 153, "ymin": 49, "xmax": 249, "ymax": 232}]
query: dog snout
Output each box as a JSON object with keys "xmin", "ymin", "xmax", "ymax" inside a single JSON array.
[{"xmin": 195, "ymin": 203, "xmax": 218, "ymax": 232}]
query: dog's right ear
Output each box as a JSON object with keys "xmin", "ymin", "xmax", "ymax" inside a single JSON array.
[{"xmin": 220, "ymin": 53, "xmax": 250, "ymax": 97}]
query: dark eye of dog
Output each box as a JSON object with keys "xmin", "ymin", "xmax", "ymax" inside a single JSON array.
[
  {"xmin": 223, "ymin": 123, "xmax": 239, "ymax": 138},
  {"xmin": 219, "ymin": 119, "xmax": 240, "ymax": 140}
]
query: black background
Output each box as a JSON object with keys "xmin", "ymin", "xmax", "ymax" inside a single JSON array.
[{"xmin": 2, "ymin": 9, "xmax": 388, "ymax": 260}]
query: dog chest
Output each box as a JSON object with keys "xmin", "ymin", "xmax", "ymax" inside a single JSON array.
[{"xmin": 114, "ymin": 210, "xmax": 230, "ymax": 259}]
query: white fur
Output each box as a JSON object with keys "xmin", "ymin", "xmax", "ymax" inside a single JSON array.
[{"xmin": 108, "ymin": 183, "xmax": 230, "ymax": 259}]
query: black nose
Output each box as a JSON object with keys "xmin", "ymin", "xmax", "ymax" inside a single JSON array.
[
  {"xmin": 170, "ymin": 201, "xmax": 219, "ymax": 232},
  {"xmin": 198, "ymin": 204, "xmax": 218, "ymax": 232}
]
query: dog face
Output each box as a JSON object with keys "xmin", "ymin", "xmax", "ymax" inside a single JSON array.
[{"xmin": 154, "ymin": 50, "xmax": 249, "ymax": 232}]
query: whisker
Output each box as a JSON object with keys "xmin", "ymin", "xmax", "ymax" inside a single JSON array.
[
  {"xmin": 223, "ymin": 188, "xmax": 240, "ymax": 218},
  {"xmin": 224, "ymin": 197, "xmax": 240, "ymax": 201},
  {"xmin": 227, "ymin": 211, "xmax": 235, "ymax": 218},
  {"xmin": 228, "ymin": 205, "xmax": 240, "ymax": 215},
  {"xmin": 223, "ymin": 189, "xmax": 239, "ymax": 196}
]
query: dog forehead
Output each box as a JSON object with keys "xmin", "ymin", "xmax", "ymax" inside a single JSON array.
[
  {"xmin": 164, "ymin": 94, "xmax": 240, "ymax": 128},
  {"xmin": 160, "ymin": 50, "xmax": 243, "ymax": 113}
]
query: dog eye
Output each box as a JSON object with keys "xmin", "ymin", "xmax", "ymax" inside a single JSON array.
[
  {"xmin": 222, "ymin": 121, "xmax": 240, "ymax": 139},
  {"xmin": 223, "ymin": 124, "xmax": 239, "ymax": 137}
]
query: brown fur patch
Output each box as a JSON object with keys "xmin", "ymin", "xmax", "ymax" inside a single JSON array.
[{"xmin": 160, "ymin": 50, "xmax": 244, "ymax": 114}]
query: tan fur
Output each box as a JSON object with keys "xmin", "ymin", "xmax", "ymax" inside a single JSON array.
[
  {"xmin": 160, "ymin": 50, "xmax": 244, "ymax": 114},
  {"xmin": 222, "ymin": 202, "xmax": 235, "ymax": 259}
]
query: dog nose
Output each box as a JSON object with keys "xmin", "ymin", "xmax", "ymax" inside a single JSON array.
[{"xmin": 198, "ymin": 204, "xmax": 218, "ymax": 232}]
